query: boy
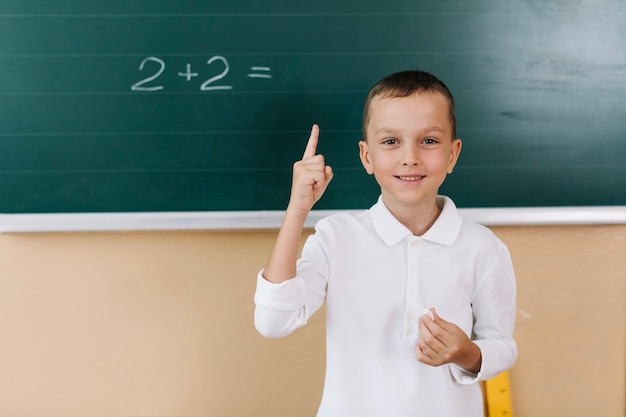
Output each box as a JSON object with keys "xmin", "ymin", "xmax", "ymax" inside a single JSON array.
[{"xmin": 254, "ymin": 70, "xmax": 517, "ymax": 416}]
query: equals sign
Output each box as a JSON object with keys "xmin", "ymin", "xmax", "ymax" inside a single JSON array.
[{"xmin": 247, "ymin": 66, "xmax": 272, "ymax": 79}]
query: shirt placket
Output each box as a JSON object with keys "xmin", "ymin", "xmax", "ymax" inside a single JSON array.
[{"xmin": 403, "ymin": 236, "xmax": 423, "ymax": 341}]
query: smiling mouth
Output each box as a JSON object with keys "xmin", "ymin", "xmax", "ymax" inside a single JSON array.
[{"xmin": 396, "ymin": 175, "xmax": 425, "ymax": 181}]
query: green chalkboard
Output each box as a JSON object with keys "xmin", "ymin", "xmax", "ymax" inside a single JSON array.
[{"xmin": 1, "ymin": 1, "xmax": 624, "ymax": 213}]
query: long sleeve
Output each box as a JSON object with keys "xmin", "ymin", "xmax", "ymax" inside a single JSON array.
[
  {"xmin": 254, "ymin": 273, "xmax": 308, "ymax": 338},
  {"xmin": 254, "ymin": 227, "xmax": 331, "ymax": 339},
  {"xmin": 450, "ymin": 241, "xmax": 518, "ymax": 383}
]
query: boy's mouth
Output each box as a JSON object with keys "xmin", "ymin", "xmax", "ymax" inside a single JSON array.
[{"xmin": 396, "ymin": 175, "xmax": 425, "ymax": 181}]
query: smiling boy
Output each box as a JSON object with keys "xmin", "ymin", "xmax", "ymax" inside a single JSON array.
[
  {"xmin": 254, "ymin": 70, "xmax": 517, "ymax": 417},
  {"xmin": 360, "ymin": 85, "xmax": 462, "ymax": 236}
]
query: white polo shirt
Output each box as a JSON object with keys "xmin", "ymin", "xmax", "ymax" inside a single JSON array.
[{"xmin": 254, "ymin": 196, "xmax": 517, "ymax": 417}]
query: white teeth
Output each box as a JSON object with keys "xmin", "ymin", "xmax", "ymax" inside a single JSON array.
[{"xmin": 398, "ymin": 176, "xmax": 423, "ymax": 181}]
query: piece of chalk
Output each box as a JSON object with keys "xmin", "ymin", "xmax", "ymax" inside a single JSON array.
[{"xmin": 421, "ymin": 309, "xmax": 434, "ymax": 321}]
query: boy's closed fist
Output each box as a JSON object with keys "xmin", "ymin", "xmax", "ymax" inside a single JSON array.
[{"xmin": 416, "ymin": 308, "xmax": 482, "ymax": 374}]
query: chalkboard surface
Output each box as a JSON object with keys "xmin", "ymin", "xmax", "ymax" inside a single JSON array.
[{"xmin": 1, "ymin": 1, "xmax": 624, "ymax": 213}]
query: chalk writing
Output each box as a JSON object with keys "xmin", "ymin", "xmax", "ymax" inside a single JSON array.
[
  {"xmin": 131, "ymin": 56, "xmax": 272, "ymax": 91},
  {"xmin": 200, "ymin": 56, "xmax": 232, "ymax": 91},
  {"xmin": 247, "ymin": 66, "xmax": 272, "ymax": 79},
  {"xmin": 177, "ymin": 63, "xmax": 198, "ymax": 82},
  {"xmin": 131, "ymin": 57, "xmax": 165, "ymax": 91}
]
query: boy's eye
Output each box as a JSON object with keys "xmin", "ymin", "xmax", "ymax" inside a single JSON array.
[
  {"xmin": 422, "ymin": 138, "xmax": 438, "ymax": 145},
  {"xmin": 382, "ymin": 138, "xmax": 398, "ymax": 145}
]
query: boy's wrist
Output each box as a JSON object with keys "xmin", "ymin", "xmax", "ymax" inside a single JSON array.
[
  {"xmin": 455, "ymin": 342, "xmax": 482, "ymax": 374},
  {"xmin": 285, "ymin": 202, "xmax": 312, "ymax": 222}
]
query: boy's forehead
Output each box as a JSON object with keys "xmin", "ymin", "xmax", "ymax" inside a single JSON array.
[
  {"xmin": 371, "ymin": 90, "xmax": 447, "ymax": 106},
  {"xmin": 365, "ymin": 91, "xmax": 454, "ymax": 137},
  {"xmin": 369, "ymin": 92, "xmax": 450, "ymax": 121}
]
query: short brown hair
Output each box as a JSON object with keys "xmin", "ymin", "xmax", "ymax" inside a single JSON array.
[{"xmin": 362, "ymin": 70, "xmax": 456, "ymax": 140}]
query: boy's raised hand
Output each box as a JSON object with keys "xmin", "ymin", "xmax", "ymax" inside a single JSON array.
[
  {"xmin": 262, "ymin": 125, "xmax": 333, "ymax": 284},
  {"xmin": 288, "ymin": 124, "xmax": 333, "ymax": 215}
]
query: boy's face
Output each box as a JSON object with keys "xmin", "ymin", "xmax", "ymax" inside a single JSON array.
[{"xmin": 359, "ymin": 91, "xmax": 462, "ymax": 212}]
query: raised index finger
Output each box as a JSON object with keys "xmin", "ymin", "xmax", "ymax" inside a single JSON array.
[{"xmin": 302, "ymin": 124, "xmax": 319, "ymax": 159}]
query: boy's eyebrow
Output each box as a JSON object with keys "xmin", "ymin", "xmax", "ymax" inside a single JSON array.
[
  {"xmin": 423, "ymin": 126, "xmax": 446, "ymax": 134},
  {"xmin": 374, "ymin": 128, "xmax": 399, "ymax": 135},
  {"xmin": 374, "ymin": 126, "xmax": 446, "ymax": 135}
]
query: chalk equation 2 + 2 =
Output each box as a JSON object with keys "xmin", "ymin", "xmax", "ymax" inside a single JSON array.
[{"xmin": 130, "ymin": 56, "xmax": 272, "ymax": 92}]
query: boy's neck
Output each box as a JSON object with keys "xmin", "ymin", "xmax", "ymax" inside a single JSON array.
[{"xmin": 382, "ymin": 196, "xmax": 442, "ymax": 237}]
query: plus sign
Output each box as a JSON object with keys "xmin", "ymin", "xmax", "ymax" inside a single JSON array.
[{"xmin": 177, "ymin": 64, "xmax": 198, "ymax": 82}]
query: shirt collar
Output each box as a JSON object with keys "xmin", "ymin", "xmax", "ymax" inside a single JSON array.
[{"xmin": 369, "ymin": 195, "xmax": 463, "ymax": 247}]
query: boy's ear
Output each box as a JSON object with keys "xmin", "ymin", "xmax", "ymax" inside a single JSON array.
[
  {"xmin": 447, "ymin": 138, "xmax": 462, "ymax": 174},
  {"xmin": 359, "ymin": 140, "xmax": 374, "ymax": 175}
]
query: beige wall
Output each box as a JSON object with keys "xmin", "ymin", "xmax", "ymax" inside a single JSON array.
[{"xmin": 0, "ymin": 225, "xmax": 624, "ymax": 416}]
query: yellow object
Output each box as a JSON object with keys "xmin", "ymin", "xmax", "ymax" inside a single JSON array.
[{"xmin": 485, "ymin": 371, "xmax": 513, "ymax": 417}]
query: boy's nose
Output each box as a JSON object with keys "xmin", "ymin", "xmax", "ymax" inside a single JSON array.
[{"xmin": 402, "ymin": 146, "xmax": 420, "ymax": 166}]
